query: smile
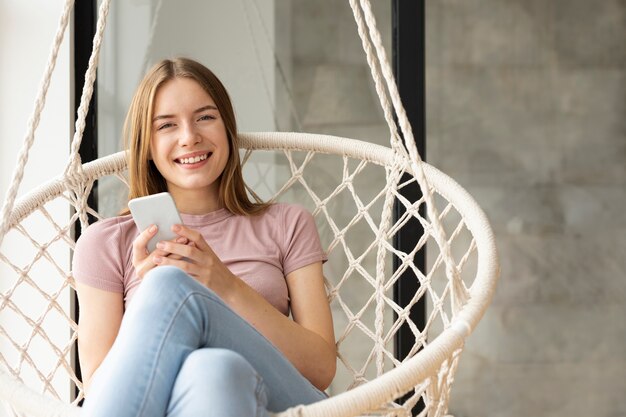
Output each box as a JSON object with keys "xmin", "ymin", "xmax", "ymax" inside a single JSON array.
[{"xmin": 175, "ymin": 152, "xmax": 211, "ymax": 165}]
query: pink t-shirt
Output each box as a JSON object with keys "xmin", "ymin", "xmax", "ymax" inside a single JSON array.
[{"xmin": 72, "ymin": 203, "xmax": 327, "ymax": 316}]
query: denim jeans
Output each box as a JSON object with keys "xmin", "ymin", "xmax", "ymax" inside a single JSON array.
[{"xmin": 81, "ymin": 266, "xmax": 327, "ymax": 417}]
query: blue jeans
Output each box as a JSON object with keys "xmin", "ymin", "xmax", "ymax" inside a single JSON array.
[{"xmin": 81, "ymin": 266, "xmax": 327, "ymax": 417}]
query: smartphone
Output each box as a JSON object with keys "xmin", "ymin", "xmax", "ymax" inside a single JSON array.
[{"xmin": 128, "ymin": 192, "xmax": 183, "ymax": 253}]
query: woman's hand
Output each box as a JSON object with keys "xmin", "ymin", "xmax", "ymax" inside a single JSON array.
[
  {"xmin": 153, "ymin": 224, "xmax": 237, "ymax": 296},
  {"xmin": 131, "ymin": 225, "xmax": 188, "ymax": 279}
]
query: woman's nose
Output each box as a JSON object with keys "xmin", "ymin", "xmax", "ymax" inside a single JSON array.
[{"xmin": 178, "ymin": 123, "xmax": 200, "ymax": 146}]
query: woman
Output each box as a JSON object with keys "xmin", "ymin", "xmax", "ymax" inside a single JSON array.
[{"xmin": 73, "ymin": 57, "xmax": 336, "ymax": 417}]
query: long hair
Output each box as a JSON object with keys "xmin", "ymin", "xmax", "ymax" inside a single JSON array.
[{"xmin": 124, "ymin": 57, "xmax": 270, "ymax": 216}]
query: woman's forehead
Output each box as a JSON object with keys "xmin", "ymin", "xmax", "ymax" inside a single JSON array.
[{"xmin": 154, "ymin": 77, "xmax": 216, "ymax": 112}]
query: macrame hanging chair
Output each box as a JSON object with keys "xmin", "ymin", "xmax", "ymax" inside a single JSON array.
[{"xmin": 0, "ymin": 0, "xmax": 499, "ymax": 416}]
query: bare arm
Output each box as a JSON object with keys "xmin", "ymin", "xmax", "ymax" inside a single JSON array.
[
  {"xmin": 75, "ymin": 283, "xmax": 124, "ymax": 395},
  {"xmin": 225, "ymin": 262, "xmax": 336, "ymax": 390},
  {"xmin": 155, "ymin": 225, "xmax": 337, "ymax": 390}
]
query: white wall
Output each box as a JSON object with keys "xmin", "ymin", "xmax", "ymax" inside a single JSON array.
[
  {"xmin": 152, "ymin": 0, "xmax": 279, "ymax": 204},
  {"xmin": 97, "ymin": 0, "xmax": 279, "ymax": 215},
  {"xmin": 0, "ymin": 0, "xmax": 72, "ymax": 412}
]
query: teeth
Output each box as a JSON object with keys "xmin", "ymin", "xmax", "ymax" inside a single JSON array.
[{"xmin": 178, "ymin": 153, "xmax": 209, "ymax": 164}]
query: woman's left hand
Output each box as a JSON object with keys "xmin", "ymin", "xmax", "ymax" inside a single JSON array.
[{"xmin": 153, "ymin": 224, "xmax": 237, "ymax": 296}]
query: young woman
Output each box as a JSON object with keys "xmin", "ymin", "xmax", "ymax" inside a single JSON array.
[{"xmin": 73, "ymin": 57, "xmax": 336, "ymax": 417}]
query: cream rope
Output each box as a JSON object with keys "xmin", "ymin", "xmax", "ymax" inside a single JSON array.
[
  {"xmin": 0, "ymin": 131, "xmax": 499, "ymax": 417},
  {"xmin": 0, "ymin": 1, "xmax": 501, "ymax": 415},
  {"xmin": 63, "ymin": 0, "xmax": 113, "ymax": 231},
  {"xmin": 0, "ymin": 0, "xmax": 75, "ymax": 248},
  {"xmin": 349, "ymin": 0, "xmax": 469, "ymax": 311},
  {"xmin": 347, "ymin": 0, "xmax": 404, "ymax": 158},
  {"xmin": 63, "ymin": 0, "xmax": 113, "ymax": 179}
]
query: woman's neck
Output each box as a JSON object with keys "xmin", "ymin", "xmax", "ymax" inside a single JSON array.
[{"xmin": 168, "ymin": 188, "xmax": 222, "ymax": 215}]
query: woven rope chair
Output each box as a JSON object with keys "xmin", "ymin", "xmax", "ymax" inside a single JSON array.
[{"xmin": 0, "ymin": 0, "xmax": 499, "ymax": 416}]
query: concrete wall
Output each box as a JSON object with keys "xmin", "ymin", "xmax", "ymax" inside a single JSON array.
[
  {"xmin": 290, "ymin": 0, "xmax": 625, "ymax": 415},
  {"xmin": 426, "ymin": 1, "xmax": 626, "ymax": 416}
]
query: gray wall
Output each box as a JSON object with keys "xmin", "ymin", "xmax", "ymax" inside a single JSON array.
[
  {"xmin": 426, "ymin": 1, "xmax": 626, "ymax": 416},
  {"xmin": 290, "ymin": 0, "xmax": 626, "ymax": 415}
]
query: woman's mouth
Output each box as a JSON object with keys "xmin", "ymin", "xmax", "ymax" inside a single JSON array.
[
  {"xmin": 175, "ymin": 152, "xmax": 212, "ymax": 165},
  {"xmin": 174, "ymin": 152, "xmax": 213, "ymax": 169}
]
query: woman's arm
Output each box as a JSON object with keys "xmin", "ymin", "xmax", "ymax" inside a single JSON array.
[
  {"xmin": 155, "ymin": 225, "xmax": 337, "ymax": 390},
  {"xmin": 226, "ymin": 261, "xmax": 336, "ymax": 390},
  {"xmin": 76, "ymin": 283, "xmax": 124, "ymax": 395}
]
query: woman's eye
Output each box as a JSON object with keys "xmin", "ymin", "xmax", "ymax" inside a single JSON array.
[
  {"xmin": 198, "ymin": 114, "xmax": 215, "ymax": 122},
  {"xmin": 157, "ymin": 122, "xmax": 174, "ymax": 131}
]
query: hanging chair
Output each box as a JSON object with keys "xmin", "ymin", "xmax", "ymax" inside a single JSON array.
[{"xmin": 0, "ymin": 0, "xmax": 499, "ymax": 416}]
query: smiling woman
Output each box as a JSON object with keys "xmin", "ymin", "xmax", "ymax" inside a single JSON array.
[
  {"xmin": 124, "ymin": 58, "xmax": 267, "ymax": 217},
  {"xmin": 0, "ymin": 1, "xmax": 503, "ymax": 415},
  {"xmin": 72, "ymin": 57, "xmax": 337, "ymax": 417},
  {"xmin": 149, "ymin": 77, "xmax": 230, "ymax": 213}
]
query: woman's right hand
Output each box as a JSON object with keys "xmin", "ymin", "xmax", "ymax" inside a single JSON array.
[{"xmin": 131, "ymin": 225, "xmax": 188, "ymax": 279}]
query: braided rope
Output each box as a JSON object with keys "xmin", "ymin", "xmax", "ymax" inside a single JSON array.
[
  {"xmin": 0, "ymin": 0, "xmax": 75, "ymax": 249},
  {"xmin": 63, "ymin": 0, "xmax": 112, "ymax": 178},
  {"xmin": 350, "ymin": 0, "xmax": 468, "ymax": 312},
  {"xmin": 0, "ymin": 132, "xmax": 499, "ymax": 417},
  {"xmin": 0, "ymin": 0, "xmax": 500, "ymax": 413},
  {"xmin": 63, "ymin": 0, "xmax": 112, "ymax": 232},
  {"xmin": 347, "ymin": 0, "xmax": 404, "ymax": 158}
]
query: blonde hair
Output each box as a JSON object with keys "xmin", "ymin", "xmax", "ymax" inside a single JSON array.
[{"xmin": 124, "ymin": 57, "xmax": 270, "ymax": 216}]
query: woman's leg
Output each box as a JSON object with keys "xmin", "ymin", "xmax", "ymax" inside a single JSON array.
[
  {"xmin": 166, "ymin": 348, "xmax": 269, "ymax": 417},
  {"xmin": 81, "ymin": 266, "xmax": 327, "ymax": 417}
]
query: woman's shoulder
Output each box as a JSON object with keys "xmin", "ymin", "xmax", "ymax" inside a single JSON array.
[
  {"xmin": 72, "ymin": 214, "xmax": 135, "ymax": 292},
  {"xmin": 248, "ymin": 202, "xmax": 314, "ymax": 226},
  {"xmin": 265, "ymin": 202, "xmax": 313, "ymax": 216},
  {"xmin": 76, "ymin": 214, "xmax": 136, "ymax": 245}
]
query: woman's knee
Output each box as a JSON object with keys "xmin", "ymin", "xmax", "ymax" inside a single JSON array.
[
  {"xmin": 136, "ymin": 266, "xmax": 196, "ymax": 301},
  {"xmin": 181, "ymin": 348, "xmax": 261, "ymax": 385},
  {"xmin": 170, "ymin": 349, "xmax": 269, "ymax": 416}
]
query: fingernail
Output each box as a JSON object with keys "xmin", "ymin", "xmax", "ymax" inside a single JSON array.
[
  {"xmin": 176, "ymin": 237, "xmax": 187, "ymax": 243},
  {"xmin": 172, "ymin": 224, "xmax": 181, "ymax": 232},
  {"xmin": 156, "ymin": 242, "xmax": 164, "ymax": 249},
  {"xmin": 154, "ymin": 255, "xmax": 162, "ymax": 263},
  {"xmin": 149, "ymin": 225, "xmax": 157, "ymax": 233}
]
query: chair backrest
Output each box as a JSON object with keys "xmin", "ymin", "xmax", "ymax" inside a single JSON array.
[{"xmin": 0, "ymin": 132, "xmax": 497, "ymax": 410}]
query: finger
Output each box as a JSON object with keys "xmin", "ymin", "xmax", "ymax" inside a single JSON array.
[
  {"xmin": 172, "ymin": 224, "xmax": 211, "ymax": 251},
  {"xmin": 136, "ymin": 257, "xmax": 157, "ymax": 279},
  {"xmin": 156, "ymin": 240, "xmax": 198, "ymax": 261},
  {"xmin": 175, "ymin": 236, "xmax": 189, "ymax": 245},
  {"xmin": 151, "ymin": 247, "xmax": 184, "ymax": 261},
  {"xmin": 154, "ymin": 255, "xmax": 197, "ymax": 276},
  {"xmin": 132, "ymin": 225, "xmax": 158, "ymax": 262},
  {"xmin": 151, "ymin": 236, "xmax": 189, "ymax": 260},
  {"xmin": 170, "ymin": 237, "xmax": 189, "ymax": 258}
]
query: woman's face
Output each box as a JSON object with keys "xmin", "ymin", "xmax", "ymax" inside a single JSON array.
[{"xmin": 150, "ymin": 77, "xmax": 230, "ymax": 199}]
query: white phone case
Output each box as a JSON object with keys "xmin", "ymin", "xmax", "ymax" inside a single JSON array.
[{"xmin": 128, "ymin": 192, "xmax": 183, "ymax": 253}]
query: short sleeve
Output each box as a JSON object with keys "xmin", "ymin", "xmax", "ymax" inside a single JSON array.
[
  {"xmin": 281, "ymin": 204, "xmax": 328, "ymax": 276},
  {"xmin": 72, "ymin": 218, "xmax": 125, "ymax": 293}
]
